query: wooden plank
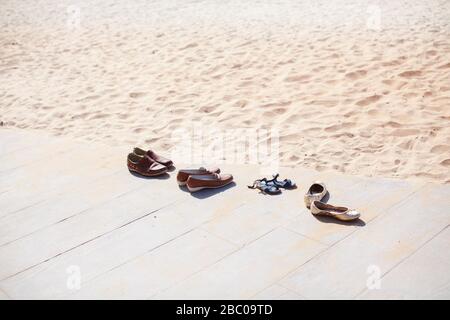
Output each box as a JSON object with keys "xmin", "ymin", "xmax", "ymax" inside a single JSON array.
[
  {"xmin": 154, "ymin": 228, "xmax": 326, "ymax": 299},
  {"xmin": 67, "ymin": 229, "xmax": 237, "ymax": 299},
  {"xmin": 199, "ymin": 170, "xmax": 366, "ymax": 247},
  {"xmin": 358, "ymin": 226, "xmax": 450, "ymax": 299},
  {"xmin": 279, "ymin": 183, "xmax": 450, "ymax": 299},
  {"xmin": 0, "ymin": 143, "xmax": 125, "ymax": 215},
  {"xmin": 0, "ymin": 141, "xmax": 123, "ymax": 189},
  {"xmin": 0, "ymin": 169, "xmax": 169, "ymax": 246},
  {"xmin": 0, "ymin": 189, "xmax": 244, "ymax": 299},
  {"xmin": 251, "ymin": 284, "xmax": 305, "ymax": 300},
  {"xmin": 0, "ymin": 129, "xmax": 50, "ymax": 156},
  {"xmin": 0, "ymin": 139, "xmax": 67, "ymax": 173},
  {"xmin": 0, "ymin": 288, "xmax": 9, "ymax": 300},
  {"xmin": 1, "ymin": 130, "xmax": 448, "ymax": 300},
  {"xmin": 0, "ymin": 175, "xmax": 187, "ymax": 281}
]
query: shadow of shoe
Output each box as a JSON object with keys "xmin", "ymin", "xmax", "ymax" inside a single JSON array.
[
  {"xmin": 190, "ymin": 182, "xmax": 237, "ymax": 199},
  {"xmin": 166, "ymin": 165, "xmax": 176, "ymax": 173},
  {"xmin": 178, "ymin": 184, "xmax": 190, "ymax": 193},
  {"xmin": 313, "ymin": 214, "xmax": 366, "ymax": 226},
  {"xmin": 258, "ymin": 191, "xmax": 282, "ymax": 196},
  {"xmin": 321, "ymin": 191, "xmax": 330, "ymax": 203}
]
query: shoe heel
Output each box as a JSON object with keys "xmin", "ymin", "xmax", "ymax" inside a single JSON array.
[{"xmin": 177, "ymin": 180, "xmax": 187, "ymax": 186}]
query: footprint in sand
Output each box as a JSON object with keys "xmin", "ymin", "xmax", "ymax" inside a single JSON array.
[
  {"xmin": 179, "ymin": 43, "xmax": 198, "ymax": 50},
  {"xmin": 198, "ymin": 105, "xmax": 217, "ymax": 113},
  {"xmin": 399, "ymin": 70, "xmax": 422, "ymax": 78},
  {"xmin": 80, "ymin": 95, "xmax": 100, "ymax": 102},
  {"xmin": 90, "ymin": 113, "xmax": 110, "ymax": 120},
  {"xmin": 345, "ymin": 70, "xmax": 367, "ymax": 80},
  {"xmin": 133, "ymin": 127, "xmax": 145, "ymax": 133},
  {"xmin": 129, "ymin": 92, "xmax": 147, "ymax": 99},
  {"xmin": 273, "ymin": 108, "xmax": 286, "ymax": 115},
  {"xmin": 324, "ymin": 122, "xmax": 355, "ymax": 132},
  {"xmin": 440, "ymin": 159, "xmax": 450, "ymax": 167},
  {"xmin": 391, "ymin": 128, "xmax": 420, "ymax": 137},
  {"xmin": 398, "ymin": 140, "xmax": 414, "ymax": 150},
  {"xmin": 438, "ymin": 62, "xmax": 450, "ymax": 69},
  {"xmin": 356, "ymin": 94, "xmax": 381, "ymax": 106},
  {"xmin": 284, "ymin": 75, "xmax": 312, "ymax": 82},
  {"xmin": 383, "ymin": 121, "xmax": 402, "ymax": 128},
  {"xmin": 382, "ymin": 60, "xmax": 404, "ymax": 67},
  {"xmin": 430, "ymin": 145, "xmax": 450, "ymax": 154},
  {"xmin": 233, "ymin": 100, "xmax": 248, "ymax": 108}
]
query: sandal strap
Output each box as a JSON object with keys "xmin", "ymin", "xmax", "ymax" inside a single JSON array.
[
  {"xmin": 267, "ymin": 174, "xmax": 296, "ymax": 188},
  {"xmin": 248, "ymin": 178, "xmax": 266, "ymax": 189}
]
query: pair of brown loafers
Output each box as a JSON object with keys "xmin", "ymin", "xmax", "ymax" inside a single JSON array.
[
  {"xmin": 127, "ymin": 147, "xmax": 173, "ymax": 177},
  {"xmin": 177, "ymin": 167, "xmax": 233, "ymax": 192}
]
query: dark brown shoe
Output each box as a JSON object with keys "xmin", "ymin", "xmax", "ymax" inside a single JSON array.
[
  {"xmin": 133, "ymin": 147, "xmax": 173, "ymax": 167},
  {"xmin": 186, "ymin": 173, "xmax": 233, "ymax": 192},
  {"xmin": 127, "ymin": 153, "xmax": 168, "ymax": 177},
  {"xmin": 176, "ymin": 167, "xmax": 220, "ymax": 186}
]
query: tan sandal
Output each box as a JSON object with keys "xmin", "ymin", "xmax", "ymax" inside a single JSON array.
[
  {"xmin": 310, "ymin": 200, "xmax": 360, "ymax": 221},
  {"xmin": 304, "ymin": 181, "xmax": 327, "ymax": 208}
]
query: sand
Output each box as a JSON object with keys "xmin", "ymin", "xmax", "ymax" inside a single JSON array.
[{"xmin": 1, "ymin": 0, "xmax": 449, "ymax": 183}]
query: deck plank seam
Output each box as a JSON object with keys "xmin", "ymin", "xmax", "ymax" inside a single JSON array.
[
  {"xmin": 147, "ymin": 227, "xmax": 279, "ymax": 299},
  {"xmin": 353, "ymin": 224, "xmax": 450, "ymax": 299},
  {"xmin": 280, "ymin": 225, "xmax": 331, "ymax": 247},
  {"xmin": 250, "ymin": 282, "xmax": 308, "ymax": 300},
  {"xmin": 61, "ymin": 226, "xmax": 202, "ymax": 299},
  {"xmin": 0, "ymin": 286, "xmax": 12, "ymax": 299},
  {"xmin": 0, "ymin": 165, "xmax": 168, "ymax": 240},
  {"xmin": 0, "ymin": 141, "xmax": 84, "ymax": 174},
  {"xmin": 273, "ymin": 182, "xmax": 431, "ymax": 296},
  {"xmin": 0, "ymin": 134, "xmax": 54, "ymax": 160},
  {"xmin": 197, "ymin": 225, "xmax": 243, "ymax": 247},
  {"xmin": 0, "ymin": 167, "xmax": 125, "ymax": 218},
  {"xmin": 0, "ymin": 198, "xmax": 186, "ymax": 282},
  {"xmin": 64, "ymin": 226, "xmax": 243, "ymax": 299},
  {"xmin": 0, "ymin": 177, "xmax": 157, "ymax": 247}
]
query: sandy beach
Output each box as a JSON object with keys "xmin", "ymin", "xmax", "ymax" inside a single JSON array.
[{"xmin": 1, "ymin": 0, "xmax": 449, "ymax": 183}]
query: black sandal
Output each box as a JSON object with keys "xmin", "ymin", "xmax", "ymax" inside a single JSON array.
[
  {"xmin": 267, "ymin": 173, "xmax": 297, "ymax": 189},
  {"xmin": 248, "ymin": 178, "xmax": 281, "ymax": 195}
]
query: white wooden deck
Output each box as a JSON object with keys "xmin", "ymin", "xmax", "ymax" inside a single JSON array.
[{"xmin": 0, "ymin": 128, "xmax": 449, "ymax": 300}]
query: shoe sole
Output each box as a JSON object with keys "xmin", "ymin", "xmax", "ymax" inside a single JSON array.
[
  {"xmin": 312, "ymin": 211, "xmax": 360, "ymax": 221},
  {"xmin": 187, "ymin": 180, "xmax": 233, "ymax": 193},
  {"xmin": 128, "ymin": 168, "xmax": 167, "ymax": 177}
]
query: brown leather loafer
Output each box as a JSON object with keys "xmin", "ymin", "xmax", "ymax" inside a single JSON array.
[
  {"xmin": 176, "ymin": 167, "xmax": 220, "ymax": 186},
  {"xmin": 133, "ymin": 147, "xmax": 173, "ymax": 167},
  {"xmin": 127, "ymin": 153, "xmax": 168, "ymax": 177},
  {"xmin": 186, "ymin": 173, "xmax": 233, "ymax": 192}
]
